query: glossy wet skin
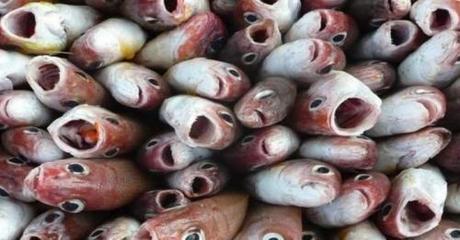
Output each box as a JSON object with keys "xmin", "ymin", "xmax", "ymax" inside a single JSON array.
[
  {"xmin": 48, "ymin": 105, "xmax": 146, "ymax": 158},
  {"xmin": 21, "ymin": 209, "xmax": 102, "ymax": 240},
  {"xmin": 246, "ymin": 159, "xmax": 342, "ymax": 207},
  {"xmin": 24, "ymin": 159, "xmax": 152, "ymax": 212},
  {"xmin": 134, "ymin": 193, "xmax": 248, "ymax": 240},
  {"xmin": 305, "ymin": 172, "xmax": 391, "ymax": 227},
  {"xmin": 222, "ymin": 125, "xmax": 299, "ymax": 172}
]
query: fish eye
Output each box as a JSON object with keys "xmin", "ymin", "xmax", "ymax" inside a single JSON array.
[
  {"xmin": 60, "ymin": 100, "xmax": 80, "ymax": 109},
  {"xmin": 241, "ymin": 135, "xmax": 255, "ymax": 145},
  {"xmin": 317, "ymin": 64, "xmax": 333, "ymax": 75},
  {"xmin": 302, "ymin": 231, "xmax": 316, "ymax": 240},
  {"xmin": 244, "ymin": 12, "xmax": 260, "ymax": 24},
  {"xmin": 0, "ymin": 123, "xmax": 8, "ymax": 130},
  {"xmin": 105, "ymin": 117, "xmax": 120, "ymax": 125},
  {"xmin": 0, "ymin": 187, "xmax": 9, "ymax": 198},
  {"xmin": 148, "ymin": 78, "xmax": 160, "ymax": 88},
  {"xmin": 255, "ymin": 90, "xmax": 276, "ymax": 100},
  {"xmin": 200, "ymin": 162, "xmax": 216, "ymax": 170},
  {"xmin": 381, "ymin": 203, "xmax": 392, "ymax": 218},
  {"xmin": 207, "ymin": 37, "xmax": 226, "ymax": 55},
  {"xmin": 146, "ymin": 139, "xmax": 159, "ymax": 148},
  {"xmin": 44, "ymin": 211, "xmax": 63, "ymax": 224},
  {"xmin": 313, "ymin": 165, "xmax": 331, "ymax": 175},
  {"xmin": 241, "ymin": 52, "xmax": 258, "ymax": 65},
  {"xmin": 104, "ymin": 147, "xmax": 120, "ymax": 157},
  {"xmin": 448, "ymin": 228, "xmax": 460, "ymax": 238},
  {"xmin": 309, "ymin": 97, "xmax": 326, "ymax": 110},
  {"xmin": 88, "ymin": 228, "xmax": 106, "ymax": 240},
  {"xmin": 263, "ymin": 233, "xmax": 284, "ymax": 240},
  {"xmin": 331, "ymin": 32, "xmax": 347, "ymax": 45},
  {"xmin": 66, "ymin": 163, "xmax": 90, "ymax": 175},
  {"xmin": 59, "ymin": 199, "xmax": 85, "ymax": 213},
  {"xmin": 23, "ymin": 127, "xmax": 40, "ymax": 134},
  {"xmin": 355, "ymin": 174, "xmax": 372, "ymax": 181},
  {"xmin": 226, "ymin": 67, "xmax": 241, "ymax": 79},
  {"xmin": 182, "ymin": 229, "xmax": 204, "ymax": 240},
  {"xmin": 218, "ymin": 111, "xmax": 234, "ymax": 126},
  {"xmin": 6, "ymin": 157, "xmax": 26, "ymax": 166}
]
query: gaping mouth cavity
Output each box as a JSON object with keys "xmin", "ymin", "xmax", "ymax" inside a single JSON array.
[
  {"xmin": 390, "ymin": 24, "xmax": 410, "ymax": 46},
  {"xmin": 335, "ymin": 98, "xmax": 373, "ymax": 129},
  {"xmin": 35, "ymin": 63, "xmax": 60, "ymax": 91},
  {"xmin": 430, "ymin": 9, "xmax": 451, "ymax": 31},
  {"xmin": 189, "ymin": 116, "xmax": 216, "ymax": 143},
  {"xmin": 27, "ymin": 236, "xmax": 42, "ymax": 240},
  {"xmin": 402, "ymin": 200, "xmax": 436, "ymax": 229},
  {"xmin": 191, "ymin": 176, "xmax": 211, "ymax": 195},
  {"xmin": 249, "ymin": 27, "xmax": 269, "ymax": 44},
  {"xmin": 157, "ymin": 191, "xmax": 181, "ymax": 210},
  {"xmin": 58, "ymin": 120, "xmax": 99, "ymax": 150},
  {"xmin": 164, "ymin": 0, "xmax": 177, "ymax": 13},
  {"xmin": 160, "ymin": 145, "xmax": 174, "ymax": 167},
  {"xmin": 4, "ymin": 10, "xmax": 36, "ymax": 38}
]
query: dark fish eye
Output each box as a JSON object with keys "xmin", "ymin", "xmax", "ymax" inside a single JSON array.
[
  {"xmin": 59, "ymin": 199, "xmax": 85, "ymax": 213},
  {"xmin": 148, "ymin": 78, "xmax": 160, "ymax": 88},
  {"xmin": 241, "ymin": 135, "xmax": 255, "ymax": 144},
  {"xmin": 60, "ymin": 100, "xmax": 80, "ymax": 109},
  {"xmin": 226, "ymin": 68, "xmax": 241, "ymax": 78},
  {"xmin": 104, "ymin": 148, "xmax": 120, "ymax": 157},
  {"xmin": 242, "ymin": 52, "xmax": 258, "ymax": 64},
  {"xmin": 89, "ymin": 229, "xmax": 105, "ymax": 239},
  {"xmin": 146, "ymin": 139, "xmax": 159, "ymax": 148},
  {"xmin": 44, "ymin": 211, "xmax": 62, "ymax": 223},
  {"xmin": 310, "ymin": 98, "xmax": 325, "ymax": 109},
  {"xmin": 381, "ymin": 203, "xmax": 392, "ymax": 217},
  {"xmin": 207, "ymin": 37, "xmax": 226, "ymax": 55},
  {"xmin": 314, "ymin": 165, "xmax": 330, "ymax": 174},
  {"xmin": 218, "ymin": 111, "xmax": 234, "ymax": 125},
  {"xmin": 449, "ymin": 229, "xmax": 460, "ymax": 238},
  {"xmin": 244, "ymin": 12, "xmax": 260, "ymax": 24},
  {"xmin": 0, "ymin": 187, "xmax": 9, "ymax": 198},
  {"xmin": 263, "ymin": 233, "xmax": 284, "ymax": 240},
  {"xmin": 66, "ymin": 163, "xmax": 89, "ymax": 175},
  {"xmin": 302, "ymin": 232, "xmax": 315, "ymax": 240},
  {"xmin": 105, "ymin": 117, "xmax": 120, "ymax": 125},
  {"xmin": 200, "ymin": 163, "xmax": 216, "ymax": 170},
  {"xmin": 7, "ymin": 157, "xmax": 26, "ymax": 166},
  {"xmin": 183, "ymin": 231, "xmax": 203, "ymax": 240},
  {"xmin": 317, "ymin": 64, "xmax": 333, "ymax": 75},
  {"xmin": 24, "ymin": 127, "xmax": 40, "ymax": 134},
  {"xmin": 0, "ymin": 123, "xmax": 8, "ymax": 130},
  {"xmin": 355, "ymin": 174, "xmax": 372, "ymax": 181},
  {"xmin": 331, "ymin": 33, "xmax": 346, "ymax": 44}
]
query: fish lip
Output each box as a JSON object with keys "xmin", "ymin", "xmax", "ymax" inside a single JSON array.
[
  {"xmin": 23, "ymin": 166, "xmax": 40, "ymax": 199},
  {"xmin": 356, "ymin": 188, "xmax": 371, "ymax": 209}
]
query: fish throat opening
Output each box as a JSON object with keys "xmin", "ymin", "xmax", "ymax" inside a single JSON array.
[
  {"xmin": 58, "ymin": 120, "xmax": 99, "ymax": 150},
  {"xmin": 36, "ymin": 63, "xmax": 60, "ymax": 91},
  {"xmin": 189, "ymin": 116, "xmax": 216, "ymax": 144},
  {"xmin": 430, "ymin": 9, "xmax": 451, "ymax": 32},
  {"xmin": 335, "ymin": 98, "xmax": 373, "ymax": 129},
  {"xmin": 4, "ymin": 10, "xmax": 35, "ymax": 38}
]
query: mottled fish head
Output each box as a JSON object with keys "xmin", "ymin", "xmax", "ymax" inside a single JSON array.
[
  {"xmin": 134, "ymin": 193, "xmax": 248, "ymax": 240},
  {"xmin": 24, "ymin": 159, "xmax": 117, "ymax": 213},
  {"xmin": 306, "ymin": 39, "xmax": 346, "ymax": 77},
  {"xmin": 343, "ymin": 172, "xmax": 391, "ymax": 211},
  {"xmin": 20, "ymin": 209, "xmax": 68, "ymax": 240}
]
